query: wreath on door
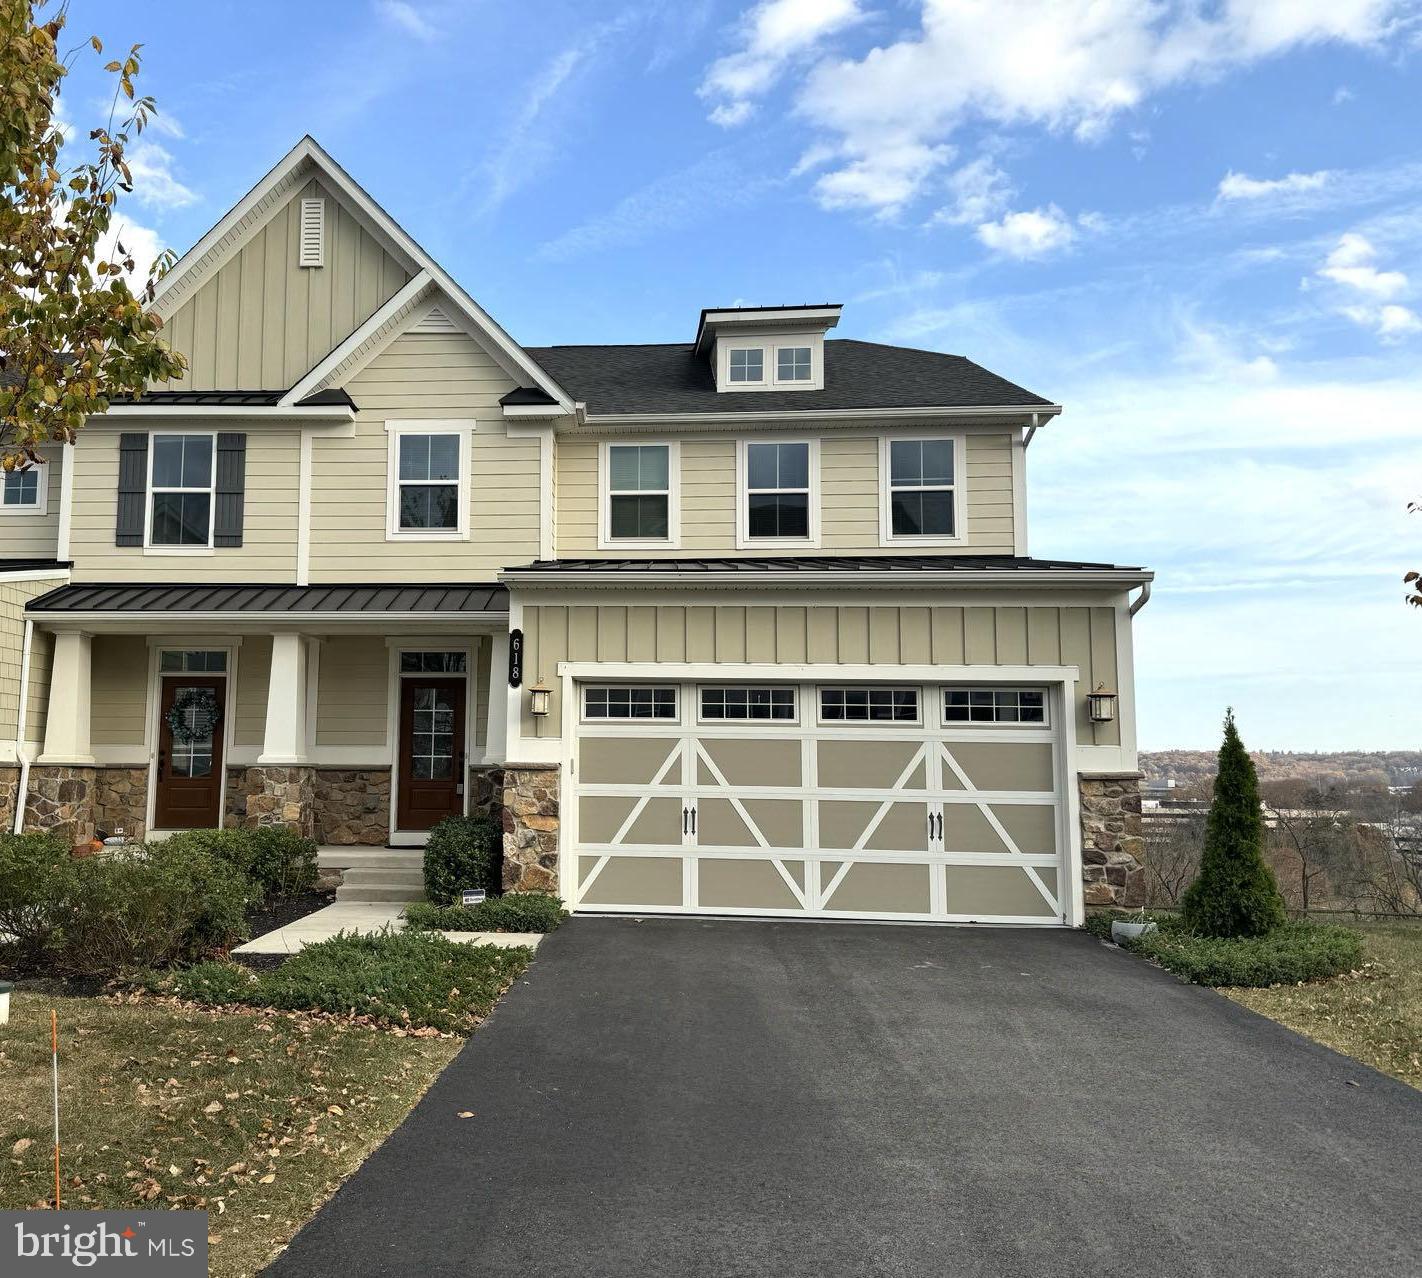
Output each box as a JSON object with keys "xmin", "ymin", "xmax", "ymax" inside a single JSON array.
[{"xmin": 165, "ymin": 687, "xmax": 223, "ymax": 744}]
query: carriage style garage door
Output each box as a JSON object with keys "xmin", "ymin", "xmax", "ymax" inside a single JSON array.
[{"xmin": 570, "ymin": 679, "xmax": 1071, "ymax": 924}]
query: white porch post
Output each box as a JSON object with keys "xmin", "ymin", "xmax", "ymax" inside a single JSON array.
[
  {"xmin": 258, "ymin": 632, "xmax": 309, "ymax": 764},
  {"xmin": 39, "ymin": 630, "xmax": 94, "ymax": 764},
  {"xmin": 486, "ymin": 630, "xmax": 510, "ymax": 762}
]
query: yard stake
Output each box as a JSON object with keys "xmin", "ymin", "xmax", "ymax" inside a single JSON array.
[{"xmin": 51, "ymin": 1008, "xmax": 60, "ymax": 1210}]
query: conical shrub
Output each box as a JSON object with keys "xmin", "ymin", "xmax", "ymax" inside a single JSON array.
[{"xmin": 1180, "ymin": 709, "xmax": 1287, "ymax": 938}]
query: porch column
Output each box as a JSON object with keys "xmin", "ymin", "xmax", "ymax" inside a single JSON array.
[
  {"xmin": 258, "ymin": 632, "xmax": 309, "ymax": 764},
  {"xmin": 486, "ymin": 630, "xmax": 510, "ymax": 762},
  {"xmin": 39, "ymin": 630, "xmax": 94, "ymax": 764}
]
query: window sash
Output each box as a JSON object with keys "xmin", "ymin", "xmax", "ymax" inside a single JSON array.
[
  {"xmin": 728, "ymin": 348, "xmax": 764, "ymax": 382},
  {"xmin": 394, "ymin": 431, "xmax": 461, "ymax": 532},
  {"xmin": 886, "ymin": 438, "xmax": 958, "ymax": 539},
  {"xmin": 744, "ymin": 441, "xmax": 811, "ymax": 541},
  {"xmin": 583, "ymin": 685, "xmax": 677, "ymax": 720},
  {"xmin": 700, "ymin": 686, "xmax": 796, "ymax": 721},
  {"xmin": 776, "ymin": 347, "xmax": 812, "ymax": 381},
  {"xmin": 159, "ymin": 649, "xmax": 228, "ymax": 673},
  {"xmin": 399, "ymin": 651, "xmax": 468, "ymax": 674},
  {"xmin": 148, "ymin": 434, "xmax": 215, "ymax": 547},
  {"xmin": 944, "ymin": 687, "xmax": 1047, "ymax": 725},
  {"xmin": 819, "ymin": 687, "xmax": 920, "ymax": 723},
  {"xmin": 3, "ymin": 469, "xmax": 41, "ymax": 506},
  {"xmin": 607, "ymin": 445, "xmax": 671, "ymax": 541}
]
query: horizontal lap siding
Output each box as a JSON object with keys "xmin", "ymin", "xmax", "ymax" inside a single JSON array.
[
  {"xmin": 234, "ymin": 636, "xmax": 271, "ymax": 749},
  {"xmin": 91, "ymin": 636, "xmax": 148, "ymax": 746},
  {"xmin": 0, "ymin": 447, "xmax": 63, "ymax": 557},
  {"xmin": 316, "ymin": 637, "xmax": 388, "ymax": 747},
  {"xmin": 309, "ymin": 332, "xmax": 540, "ymax": 581},
  {"xmin": 26, "ymin": 628, "xmax": 52, "ymax": 745},
  {"xmin": 523, "ymin": 603, "xmax": 1119, "ymax": 744},
  {"xmin": 0, "ymin": 580, "xmax": 56, "ymax": 742}
]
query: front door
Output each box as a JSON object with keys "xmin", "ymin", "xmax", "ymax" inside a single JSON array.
[
  {"xmin": 397, "ymin": 677, "xmax": 466, "ymax": 831},
  {"xmin": 154, "ymin": 675, "xmax": 226, "ymax": 829}
]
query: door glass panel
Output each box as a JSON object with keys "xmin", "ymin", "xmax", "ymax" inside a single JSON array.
[
  {"xmin": 411, "ymin": 687, "xmax": 456, "ymax": 780},
  {"xmin": 168, "ymin": 683, "xmax": 219, "ymax": 778}
]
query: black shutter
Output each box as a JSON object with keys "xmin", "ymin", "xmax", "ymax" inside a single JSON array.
[
  {"xmin": 213, "ymin": 432, "xmax": 246, "ymax": 547},
  {"xmin": 116, "ymin": 433, "xmax": 148, "ymax": 546}
]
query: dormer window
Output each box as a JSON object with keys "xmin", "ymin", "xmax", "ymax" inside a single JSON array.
[
  {"xmin": 728, "ymin": 348, "xmax": 764, "ymax": 383},
  {"xmin": 776, "ymin": 346, "xmax": 812, "ymax": 382}
]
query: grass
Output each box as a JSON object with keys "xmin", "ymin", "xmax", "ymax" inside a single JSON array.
[{"xmin": 1225, "ymin": 923, "xmax": 1422, "ymax": 1091}]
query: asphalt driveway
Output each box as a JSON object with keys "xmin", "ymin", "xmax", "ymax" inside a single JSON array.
[{"xmin": 267, "ymin": 919, "xmax": 1422, "ymax": 1278}]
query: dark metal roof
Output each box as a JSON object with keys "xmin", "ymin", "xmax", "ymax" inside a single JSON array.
[
  {"xmin": 121, "ymin": 387, "xmax": 356, "ymax": 408},
  {"xmin": 28, "ymin": 581, "xmax": 507, "ymax": 614},
  {"xmin": 522, "ymin": 339, "xmax": 1052, "ymax": 417},
  {"xmin": 508, "ymin": 555, "xmax": 1141, "ymax": 575},
  {"xmin": 0, "ymin": 559, "xmax": 71, "ymax": 573},
  {"xmin": 500, "ymin": 386, "xmax": 559, "ymax": 407}
]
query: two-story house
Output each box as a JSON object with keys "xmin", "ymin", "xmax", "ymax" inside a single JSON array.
[{"xmin": 0, "ymin": 137, "xmax": 1151, "ymax": 924}]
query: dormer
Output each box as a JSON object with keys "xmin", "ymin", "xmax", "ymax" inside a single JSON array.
[{"xmin": 694, "ymin": 304, "xmax": 841, "ymax": 393}]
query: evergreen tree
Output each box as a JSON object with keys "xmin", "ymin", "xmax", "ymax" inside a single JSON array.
[{"xmin": 1180, "ymin": 709, "xmax": 1288, "ymax": 938}]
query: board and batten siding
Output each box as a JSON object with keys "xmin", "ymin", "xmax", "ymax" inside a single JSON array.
[
  {"xmin": 156, "ymin": 180, "xmax": 411, "ymax": 392},
  {"xmin": 0, "ymin": 579, "xmax": 58, "ymax": 745},
  {"xmin": 521, "ymin": 603, "xmax": 1119, "ymax": 746},
  {"xmin": 554, "ymin": 430, "xmax": 1016, "ymax": 557},
  {"xmin": 0, "ymin": 448, "xmax": 63, "ymax": 558},
  {"xmin": 308, "ymin": 331, "xmax": 542, "ymax": 581},
  {"xmin": 90, "ymin": 636, "xmax": 148, "ymax": 746}
]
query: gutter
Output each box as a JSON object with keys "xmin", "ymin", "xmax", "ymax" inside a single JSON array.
[
  {"xmin": 1129, "ymin": 580, "xmax": 1152, "ymax": 616},
  {"xmin": 500, "ymin": 568, "xmax": 1154, "ymax": 590},
  {"xmin": 12, "ymin": 618, "xmax": 33, "ymax": 834},
  {"xmin": 577, "ymin": 403, "xmax": 1063, "ymax": 429}
]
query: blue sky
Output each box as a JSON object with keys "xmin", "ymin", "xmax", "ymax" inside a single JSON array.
[{"xmin": 59, "ymin": 0, "xmax": 1422, "ymax": 751}]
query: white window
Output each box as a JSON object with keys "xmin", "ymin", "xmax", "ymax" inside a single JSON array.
[
  {"xmin": 583, "ymin": 685, "xmax": 677, "ymax": 720},
  {"xmin": 385, "ymin": 422, "xmax": 470, "ymax": 540},
  {"xmin": 602, "ymin": 442, "xmax": 678, "ymax": 546},
  {"xmin": 147, "ymin": 433, "xmax": 215, "ymax": 547},
  {"xmin": 700, "ymin": 686, "xmax": 796, "ymax": 722},
  {"xmin": 945, "ymin": 687, "xmax": 1047, "ymax": 725},
  {"xmin": 399, "ymin": 651, "xmax": 468, "ymax": 673},
  {"xmin": 728, "ymin": 348, "xmax": 764, "ymax": 383},
  {"xmin": 776, "ymin": 346, "xmax": 812, "ymax": 382},
  {"xmin": 819, "ymin": 687, "xmax": 920, "ymax": 724},
  {"xmin": 738, "ymin": 439, "xmax": 818, "ymax": 547},
  {"xmin": 159, "ymin": 649, "xmax": 228, "ymax": 673},
  {"xmin": 2, "ymin": 464, "xmax": 47, "ymax": 515},
  {"xmin": 880, "ymin": 435, "xmax": 963, "ymax": 545}
]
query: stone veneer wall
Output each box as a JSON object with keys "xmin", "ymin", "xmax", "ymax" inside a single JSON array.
[
  {"xmin": 1079, "ymin": 773, "xmax": 1146, "ymax": 908},
  {"xmin": 23, "ymin": 766, "xmax": 97, "ymax": 846},
  {"xmin": 0, "ymin": 765, "xmax": 18, "ymax": 833},
  {"xmin": 501, "ymin": 763, "xmax": 559, "ymax": 893},
  {"xmin": 224, "ymin": 766, "xmax": 317, "ymax": 839},
  {"xmin": 312, "ymin": 768, "xmax": 390, "ymax": 845},
  {"xmin": 93, "ymin": 767, "xmax": 148, "ymax": 842}
]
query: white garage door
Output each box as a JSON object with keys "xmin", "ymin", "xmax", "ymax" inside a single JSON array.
[{"xmin": 569, "ymin": 679, "xmax": 1070, "ymax": 924}]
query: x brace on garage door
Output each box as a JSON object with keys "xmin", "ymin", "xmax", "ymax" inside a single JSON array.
[{"xmin": 565, "ymin": 675, "xmax": 1081, "ymax": 925}]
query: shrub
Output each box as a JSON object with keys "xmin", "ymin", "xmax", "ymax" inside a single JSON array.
[
  {"xmin": 405, "ymin": 892, "xmax": 567, "ymax": 934},
  {"xmin": 423, "ymin": 815, "xmax": 501, "ymax": 905},
  {"xmin": 173, "ymin": 959, "xmax": 259, "ymax": 1004},
  {"xmin": 159, "ymin": 827, "xmax": 317, "ymax": 904},
  {"xmin": 1125, "ymin": 922, "xmax": 1364, "ymax": 987},
  {"xmin": 1180, "ymin": 710, "xmax": 1288, "ymax": 938},
  {"xmin": 0, "ymin": 832, "xmax": 76, "ymax": 968}
]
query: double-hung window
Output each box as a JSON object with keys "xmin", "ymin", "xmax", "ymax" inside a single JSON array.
[
  {"xmin": 605, "ymin": 443, "xmax": 674, "ymax": 544},
  {"xmin": 387, "ymin": 423, "xmax": 468, "ymax": 539},
  {"xmin": 728, "ymin": 348, "xmax": 764, "ymax": 383},
  {"xmin": 741, "ymin": 439, "xmax": 815, "ymax": 544},
  {"xmin": 2, "ymin": 464, "xmax": 46, "ymax": 515},
  {"xmin": 883, "ymin": 436, "xmax": 960, "ymax": 542},
  {"xmin": 148, "ymin": 433, "xmax": 215, "ymax": 547}
]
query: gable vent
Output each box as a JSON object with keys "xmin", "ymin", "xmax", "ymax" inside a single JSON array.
[
  {"xmin": 299, "ymin": 197, "xmax": 325, "ymax": 268},
  {"xmin": 411, "ymin": 305, "xmax": 458, "ymax": 334}
]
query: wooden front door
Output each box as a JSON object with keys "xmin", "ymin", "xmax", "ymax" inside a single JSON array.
[
  {"xmin": 154, "ymin": 675, "xmax": 226, "ymax": 829},
  {"xmin": 397, "ymin": 677, "xmax": 466, "ymax": 831}
]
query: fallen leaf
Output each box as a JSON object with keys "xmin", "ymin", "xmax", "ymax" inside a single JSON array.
[
  {"xmin": 457, "ymin": 1111, "xmax": 474, "ymax": 1119},
  {"xmin": 258, "ymin": 1173, "xmax": 276, "ymax": 1184},
  {"xmin": 203, "ymin": 1101, "xmax": 223, "ymax": 1115},
  {"xmin": 12, "ymin": 1139, "xmax": 32, "ymax": 1156},
  {"xmin": 327, "ymin": 1105, "xmax": 343, "ymax": 1116},
  {"xmin": 169, "ymin": 1164, "xmax": 180, "ymax": 1176}
]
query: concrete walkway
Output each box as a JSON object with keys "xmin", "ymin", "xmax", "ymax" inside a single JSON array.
[{"xmin": 232, "ymin": 902, "xmax": 543, "ymax": 956}]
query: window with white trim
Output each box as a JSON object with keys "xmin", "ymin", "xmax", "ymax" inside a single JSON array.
[
  {"xmin": 386, "ymin": 424, "xmax": 469, "ymax": 539},
  {"xmin": 887, "ymin": 438, "xmax": 956, "ymax": 538},
  {"xmin": 583, "ymin": 685, "xmax": 677, "ymax": 720},
  {"xmin": 728, "ymin": 348, "xmax": 764, "ymax": 383},
  {"xmin": 700, "ymin": 686, "xmax": 796, "ymax": 721},
  {"xmin": 744, "ymin": 440, "xmax": 811, "ymax": 540},
  {"xmin": 776, "ymin": 346, "xmax": 812, "ymax": 381},
  {"xmin": 819, "ymin": 687, "xmax": 920, "ymax": 723},
  {"xmin": 607, "ymin": 444, "xmax": 670, "ymax": 541},
  {"xmin": 944, "ymin": 688, "xmax": 1047, "ymax": 725},
  {"xmin": 2, "ymin": 465, "xmax": 46, "ymax": 513},
  {"xmin": 159, "ymin": 649, "xmax": 228, "ymax": 673},
  {"xmin": 148, "ymin": 433, "xmax": 215, "ymax": 546},
  {"xmin": 400, "ymin": 651, "xmax": 468, "ymax": 674}
]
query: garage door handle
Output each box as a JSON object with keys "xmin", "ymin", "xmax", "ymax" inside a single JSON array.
[
  {"xmin": 928, "ymin": 813, "xmax": 935, "ymax": 842},
  {"xmin": 683, "ymin": 807, "xmax": 689, "ymax": 835},
  {"xmin": 935, "ymin": 812, "xmax": 943, "ymax": 841},
  {"xmin": 690, "ymin": 807, "xmax": 696, "ymax": 836}
]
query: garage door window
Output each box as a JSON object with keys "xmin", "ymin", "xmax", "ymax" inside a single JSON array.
[
  {"xmin": 944, "ymin": 688, "xmax": 1047, "ymax": 724},
  {"xmin": 700, "ymin": 686, "xmax": 796, "ymax": 722},
  {"xmin": 819, "ymin": 687, "xmax": 919, "ymax": 724},
  {"xmin": 583, "ymin": 685, "xmax": 677, "ymax": 720}
]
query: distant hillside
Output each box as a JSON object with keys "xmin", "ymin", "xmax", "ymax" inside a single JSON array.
[{"xmin": 1141, "ymin": 750, "xmax": 1422, "ymax": 791}]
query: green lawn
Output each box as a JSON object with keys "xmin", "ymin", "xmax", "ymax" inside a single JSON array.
[{"xmin": 1225, "ymin": 923, "xmax": 1422, "ymax": 1091}]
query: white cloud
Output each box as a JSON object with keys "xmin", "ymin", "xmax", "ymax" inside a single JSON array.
[
  {"xmin": 701, "ymin": 0, "xmax": 862, "ymax": 126},
  {"xmin": 1333, "ymin": 84, "xmax": 1356, "ymax": 104},
  {"xmin": 95, "ymin": 217, "xmax": 165, "ymax": 290},
  {"xmin": 374, "ymin": 0, "xmax": 437, "ymax": 41},
  {"xmin": 1217, "ymin": 169, "xmax": 1331, "ymax": 200},
  {"xmin": 976, "ymin": 205, "xmax": 1076, "ymax": 258},
  {"xmin": 933, "ymin": 155, "xmax": 1013, "ymax": 226},
  {"xmin": 1317, "ymin": 232, "xmax": 1408, "ymax": 298},
  {"xmin": 125, "ymin": 141, "xmax": 197, "ymax": 210},
  {"xmin": 1377, "ymin": 304, "xmax": 1422, "ymax": 337}
]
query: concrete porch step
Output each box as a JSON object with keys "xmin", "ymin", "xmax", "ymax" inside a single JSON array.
[
  {"xmin": 318, "ymin": 847, "xmax": 424, "ymax": 871},
  {"xmin": 336, "ymin": 880, "xmax": 427, "ymax": 904}
]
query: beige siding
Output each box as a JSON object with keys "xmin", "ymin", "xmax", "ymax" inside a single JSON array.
[
  {"xmin": 554, "ymin": 430, "xmax": 1017, "ymax": 558},
  {"xmin": 0, "ymin": 579, "xmax": 58, "ymax": 742},
  {"xmin": 26, "ymin": 628, "xmax": 52, "ymax": 745},
  {"xmin": 67, "ymin": 427, "xmax": 300, "ymax": 584},
  {"xmin": 523, "ymin": 603, "xmax": 1119, "ymax": 746},
  {"xmin": 316, "ymin": 637, "xmax": 388, "ymax": 747},
  {"xmin": 0, "ymin": 448, "xmax": 63, "ymax": 558},
  {"xmin": 91, "ymin": 636, "xmax": 148, "ymax": 746},
  {"xmin": 234, "ymin": 636, "xmax": 271, "ymax": 749},
  {"xmin": 308, "ymin": 331, "xmax": 541, "ymax": 581},
  {"xmin": 156, "ymin": 180, "xmax": 411, "ymax": 391}
]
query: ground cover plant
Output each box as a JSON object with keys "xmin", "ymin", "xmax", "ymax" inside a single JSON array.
[{"xmin": 405, "ymin": 892, "xmax": 567, "ymax": 934}]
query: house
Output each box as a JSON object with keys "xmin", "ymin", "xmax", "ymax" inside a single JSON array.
[{"xmin": 0, "ymin": 137, "xmax": 1152, "ymax": 923}]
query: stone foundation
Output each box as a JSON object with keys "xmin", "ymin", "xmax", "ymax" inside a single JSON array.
[
  {"xmin": 500, "ymin": 763, "xmax": 559, "ymax": 893},
  {"xmin": 0, "ymin": 765, "xmax": 18, "ymax": 832},
  {"xmin": 224, "ymin": 765, "xmax": 317, "ymax": 838},
  {"xmin": 312, "ymin": 768, "xmax": 390, "ymax": 845},
  {"xmin": 93, "ymin": 766, "xmax": 148, "ymax": 842},
  {"xmin": 24, "ymin": 765, "xmax": 98, "ymax": 846},
  {"xmin": 469, "ymin": 765, "xmax": 504, "ymax": 822},
  {"xmin": 1079, "ymin": 773, "xmax": 1146, "ymax": 908}
]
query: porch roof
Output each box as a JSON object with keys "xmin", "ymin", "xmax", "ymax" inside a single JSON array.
[{"xmin": 27, "ymin": 581, "xmax": 508, "ymax": 618}]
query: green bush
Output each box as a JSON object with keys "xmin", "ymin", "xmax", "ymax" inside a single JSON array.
[
  {"xmin": 405, "ymin": 892, "xmax": 567, "ymax": 934},
  {"xmin": 1180, "ymin": 710, "xmax": 1288, "ymax": 938},
  {"xmin": 178, "ymin": 930, "xmax": 531, "ymax": 1033},
  {"xmin": 1124, "ymin": 922, "xmax": 1364, "ymax": 987},
  {"xmin": 422, "ymin": 815, "xmax": 501, "ymax": 905},
  {"xmin": 159, "ymin": 827, "xmax": 317, "ymax": 904},
  {"xmin": 0, "ymin": 832, "xmax": 76, "ymax": 968}
]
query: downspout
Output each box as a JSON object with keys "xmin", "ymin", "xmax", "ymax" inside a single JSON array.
[
  {"xmin": 1129, "ymin": 581, "xmax": 1152, "ymax": 616},
  {"xmin": 1023, "ymin": 411, "xmax": 1040, "ymax": 448},
  {"xmin": 12, "ymin": 617, "xmax": 34, "ymax": 834}
]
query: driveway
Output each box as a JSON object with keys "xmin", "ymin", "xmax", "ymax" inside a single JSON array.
[{"xmin": 267, "ymin": 919, "xmax": 1422, "ymax": 1278}]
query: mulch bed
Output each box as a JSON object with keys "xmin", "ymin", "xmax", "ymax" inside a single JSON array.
[{"xmin": 243, "ymin": 889, "xmax": 335, "ymax": 939}]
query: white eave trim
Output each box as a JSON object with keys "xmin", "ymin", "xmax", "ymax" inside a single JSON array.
[
  {"xmin": 0, "ymin": 567, "xmax": 71, "ymax": 584},
  {"xmin": 502, "ymin": 403, "xmax": 566, "ymax": 419},
  {"xmin": 499, "ymin": 567, "xmax": 1153, "ymax": 589},
  {"xmin": 574, "ymin": 403, "xmax": 1064, "ymax": 429}
]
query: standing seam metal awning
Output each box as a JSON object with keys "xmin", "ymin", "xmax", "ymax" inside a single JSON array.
[{"xmin": 26, "ymin": 582, "xmax": 508, "ymax": 614}]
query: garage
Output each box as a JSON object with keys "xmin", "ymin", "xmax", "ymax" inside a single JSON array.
[{"xmin": 569, "ymin": 678, "xmax": 1073, "ymax": 923}]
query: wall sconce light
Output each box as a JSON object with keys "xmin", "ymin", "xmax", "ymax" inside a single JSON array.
[
  {"xmin": 1086, "ymin": 684, "xmax": 1118, "ymax": 723},
  {"xmin": 529, "ymin": 682, "xmax": 551, "ymax": 717}
]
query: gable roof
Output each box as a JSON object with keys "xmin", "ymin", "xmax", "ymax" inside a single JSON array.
[{"xmin": 521, "ymin": 339, "xmax": 1054, "ymax": 418}]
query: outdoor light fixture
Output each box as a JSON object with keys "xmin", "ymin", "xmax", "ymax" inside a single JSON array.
[
  {"xmin": 529, "ymin": 682, "xmax": 551, "ymax": 717},
  {"xmin": 1087, "ymin": 684, "xmax": 1118, "ymax": 723}
]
